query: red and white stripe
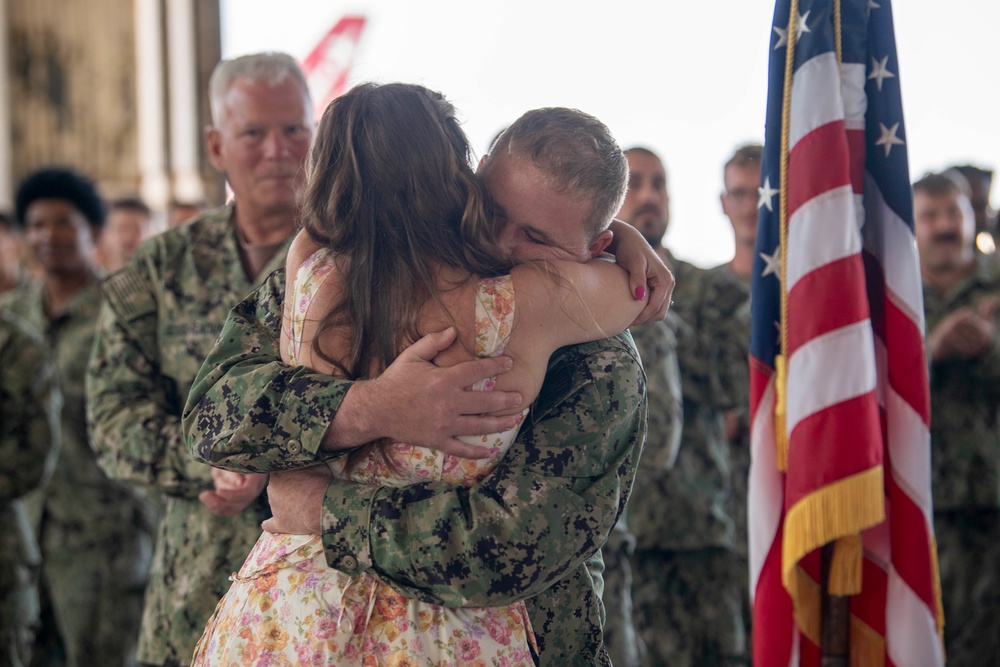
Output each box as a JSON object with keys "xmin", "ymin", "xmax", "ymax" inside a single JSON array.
[{"xmin": 749, "ymin": 46, "xmax": 942, "ymax": 666}]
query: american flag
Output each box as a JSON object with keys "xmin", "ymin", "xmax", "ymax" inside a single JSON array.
[{"xmin": 748, "ymin": 0, "xmax": 944, "ymax": 665}]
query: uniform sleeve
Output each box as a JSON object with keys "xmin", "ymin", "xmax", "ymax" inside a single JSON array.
[
  {"xmin": 0, "ymin": 318, "xmax": 60, "ymax": 501},
  {"xmin": 630, "ymin": 317, "xmax": 683, "ymax": 471},
  {"xmin": 319, "ymin": 336, "xmax": 648, "ymax": 608},
  {"xmin": 183, "ymin": 268, "xmax": 352, "ymax": 473},
  {"xmin": 86, "ymin": 250, "xmax": 212, "ymax": 498}
]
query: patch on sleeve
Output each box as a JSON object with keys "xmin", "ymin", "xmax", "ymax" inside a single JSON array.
[{"xmin": 103, "ymin": 266, "xmax": 156, "ymax": 322}]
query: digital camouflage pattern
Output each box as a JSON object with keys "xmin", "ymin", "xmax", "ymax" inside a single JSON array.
[
  {"xmin": 601, "ymin": 519, "xmax": 642, "ymax": 667},
  {"xmin": 183, "ymin": 268, "xmax": 649, "ymax": 667},
  {"xmin": 0, "ymin": 308, "xmax": 59, "ymax": 667},
  {"xmin": 601, "ymin": 310, "xmax": 682, "ymax": 667},
  {"xmin": 631, "ymin": 547, "xmax": 746, "ymax": 667},
  {"xmin": 628, "ymin": 254, "xmax": 746, "ymax": 666},
  {"xmin": 86, "ymin": 206, "xmax": 288, "ymax": 666},
  {"xmin": 923, "ymin": 257, "xmax": 1000, "ymax": 512},
  {"xmin": 923, "ymin": 257, "xmax": 1000, "ymax": 662},
  {"xmin": 695, "ymin": 263, "xmax": 754, "ymax": 645},
  {"xmin": 2, "ymin": 277, "xmax": 151, "ymax": 667}
]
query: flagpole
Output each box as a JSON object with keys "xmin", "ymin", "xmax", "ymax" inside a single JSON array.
[{"xmin": 820, "ymin": 543, "xmax": 849, "ymax": 666}]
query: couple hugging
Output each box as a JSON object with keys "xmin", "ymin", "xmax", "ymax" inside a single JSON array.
[{"xmin": 184, "ymin": 82, "xmax": 673, "ymax": 665}]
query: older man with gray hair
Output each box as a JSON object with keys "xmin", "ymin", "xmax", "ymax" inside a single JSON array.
[{"xmin": 85, "ymin": 52, "xmax": 313, "ymax": 666}]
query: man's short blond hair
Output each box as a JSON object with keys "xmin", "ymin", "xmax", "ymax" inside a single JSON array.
[
  {"xmin": 484, "ymin": 108, "xmax": 628, "ymax": 241},
  {"xmin": 208, "ymin": 52, "xmax": 311, "ymax": 126}
]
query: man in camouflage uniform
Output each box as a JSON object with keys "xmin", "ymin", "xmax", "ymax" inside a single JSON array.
[
  {"xmin": 85, "ymin": 53, "xmax": 313, "ymax": 666},
  {"xmin": 184, "ymin": 109, "xmax": 675, "ymax": 666},
  {"xmin": 592, "ymin": 147, "xmax": 684, "ymax": 667},
  {"xmin": 604, "ymin": 312, "xmax": 683, "ymax": 667},
  {"xmin": 0, "ymin": 308, "xmax": 59, "ymax": 667},
  {"xmin": 619, "ymin": 147, "xmax": 747, "ymax": 666},
  {"xmin": 703, "ymin": 144, "xmax": 762, "ymax": 642},
  {"xmin": 913, "ymin": 172, "xmax": 1000, "ymax": 663},
  {"xmin": 2, "ymin": 167, "xmax": 152, "ymax": 666}
]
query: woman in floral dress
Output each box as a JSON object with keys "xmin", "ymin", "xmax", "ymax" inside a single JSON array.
[{"xmin": 192, "ymin": 82, "xmax": 643, "ymax": 666}]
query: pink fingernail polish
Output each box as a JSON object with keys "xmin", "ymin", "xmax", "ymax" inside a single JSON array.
[{"xmin": 635, "ymin": 286, "xmax": 646, "ymax": 300}]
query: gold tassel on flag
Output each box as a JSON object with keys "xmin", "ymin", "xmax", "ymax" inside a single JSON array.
[{"xmin": 773, "ymin": 354, "xmax": 789, "ymax": 471}]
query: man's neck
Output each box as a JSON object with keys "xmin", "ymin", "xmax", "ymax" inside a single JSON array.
[
  {"xmin": 234, "ymin": 205, "xmax": 298, "ymax": 246},
  {"xmin": 922, "ymin": 260, "xmax": 976, "ymax": 295},
  {"xmin": 43, "ymin": 267, "xmax": 92, "ymax": 317},
  {"xmin": 729, "ymin": 237, "xmax": 756, "ymax": 277}
]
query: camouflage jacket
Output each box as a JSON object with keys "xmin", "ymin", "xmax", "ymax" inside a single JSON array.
[
  {"xmin": 183, "ymin": 268, "xmax": 649, "ymax": 666},
  {"xmin": 0, "ymin": 308, "xmax": 59, "ymax": 613},
  {"xmin": 700, "ymin": 263, "xmax": 752, "ymax": 558},
  {"xmin": 86, "ymin": 205, "xmax": 290, "ymax": 665},
  {"xmin": 924, "ymin": 258, "xmax": 1000, "ymax": 512},
  {"xmin": 2, "ymin": 277, "xmax": 144, "ymax": 542},
  {"xmin": 628, "ymin": 253, "xmax": 734, "ymax": 553}
]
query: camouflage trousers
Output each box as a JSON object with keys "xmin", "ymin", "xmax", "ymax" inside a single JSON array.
[
  {"xmin": 632, "ymin": 547, "xmax": 747, "ymax": 667},
  {"xmin": 601, "ymin": 539, "xmax": 644, "ymax": 667},
  {"xmin": 935, "ymin": 509, "xmax": 1000, "ymax": 666},
  {"xmin": 0, "ymin": 571, "xmax": 38, "ymax": 667},
  {"xmin": 30, "ymin": 517, "xmax": 151, "ymax": 667}
]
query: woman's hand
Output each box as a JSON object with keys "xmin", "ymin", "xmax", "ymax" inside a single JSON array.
[{"xmin": 606, "ymin": 219, "xmax": 675, "ymax": 325}]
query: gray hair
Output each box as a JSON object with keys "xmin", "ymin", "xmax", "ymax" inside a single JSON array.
[
  {"xmin": 485, "ymin": 108, "xmax": 628, "ymax": 240},
  {"xmin": 208, "ymin": 52, "xmax": 311, "ymax": 126}
]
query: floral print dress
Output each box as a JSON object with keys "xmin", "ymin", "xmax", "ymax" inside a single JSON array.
[{"xmin": 191, "ymin": 248, "xmax": 536, "ymax": 667}]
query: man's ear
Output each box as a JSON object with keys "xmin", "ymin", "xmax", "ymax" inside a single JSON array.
[
  {"xmin": 477, "ymin": 154, "xmax": 488, "ymax": 173},
  {"xmin": 587, "ymin": 228, "xmax": 614, "ymax": 258},
  {"xmin": 205, "ymin": 125, "xmax": 225, "ymax": 173}
]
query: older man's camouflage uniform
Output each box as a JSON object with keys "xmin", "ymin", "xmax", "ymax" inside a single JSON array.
[
  {"xmin": 183, "ymin": 268, "xmax": 649, "ymax": 667},
  {"xmin": 923, "ymin": 257, "xmax": 1000, "ymax": 663},
  {"xmin": 86, "ymin": 205, "xmax": 288, "ymax": 666},
  {"xmin": 0, "ymin": 309, "xmax": 59, "ymax": 667},
  {"xmin": 629, "ymin": 254, "xmax": 747, "ymax": 667},
  {"xmin": 2, "ymin": 277, "xmax": 151, "ymax": 667}
]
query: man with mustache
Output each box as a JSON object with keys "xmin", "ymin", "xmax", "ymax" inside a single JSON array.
[
  {"xmin": 914, "ymin": 172, "xmax": 1000, "ymax": 663},
  {"xmin": 86, "ymin": 52, "xmax": 314, "ymax": 666},
  {"xmin": 616, "ymin": 146, "xmax": 746, "ymax": 666}
]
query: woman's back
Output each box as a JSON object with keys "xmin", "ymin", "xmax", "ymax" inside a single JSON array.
[
  {"xmin": 281, "ymin": 231, "xmax": 645, "ymax": 443},
  {"xmin": 284, "ymin": 240, "xmax": 523, "ymax": 487}
]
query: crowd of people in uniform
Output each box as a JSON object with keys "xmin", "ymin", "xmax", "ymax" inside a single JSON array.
[{"xmin": 0, "ymin": 48, "xmax": 997, "ymax": 667}]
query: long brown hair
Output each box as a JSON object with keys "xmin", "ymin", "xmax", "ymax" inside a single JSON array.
[{"xmin": 301, "ymin": 82, "xmax": 513, "ymax": 467}]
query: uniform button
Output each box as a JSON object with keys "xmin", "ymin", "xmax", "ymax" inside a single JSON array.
[
  {"xmin": 287, "ymin": 439, "xmax": 302, "ymax": 454},
  {"xmin": 342, "ymin": 555, "xmax": 358, "ymax": 570}
]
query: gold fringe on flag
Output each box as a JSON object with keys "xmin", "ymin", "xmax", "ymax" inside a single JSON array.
[
  {"xmin": 828, "ymin": 534, "xmax": 863, "ymax": 596},
  {"xmin": 782, "ymin": 466, "xmax": 886, "ymax": 597},
  {"xmin": 850, "ymin": 615, "xmax": 886, "ymax": 667},
  {"xmin": 790, "ymin": 565, "xmax": 822, "ymax": 648}
]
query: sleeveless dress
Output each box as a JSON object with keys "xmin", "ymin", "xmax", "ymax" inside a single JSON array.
[{"xmin": 191, "ymin": 248, "xmax": 537, "ymax": 667}]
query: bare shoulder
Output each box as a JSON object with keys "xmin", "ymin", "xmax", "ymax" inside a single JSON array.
[{"xmin": 286, "ymin": 229, "xmax": 321, "ymax": 276}]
